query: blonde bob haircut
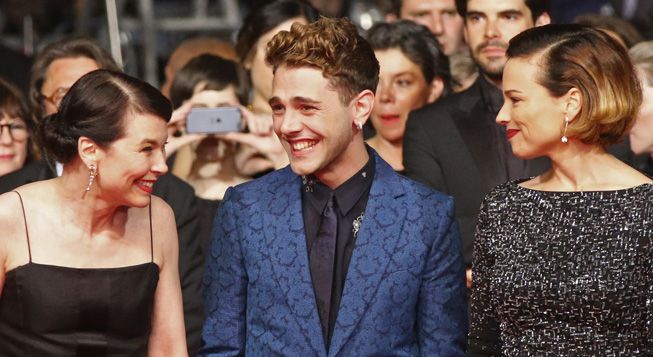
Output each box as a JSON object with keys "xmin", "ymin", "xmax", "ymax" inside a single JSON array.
[{"xmin": 507, "ymin": 24, "xmax": 642, "ymax": 147}]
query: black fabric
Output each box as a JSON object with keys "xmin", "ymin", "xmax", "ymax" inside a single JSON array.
[
  {"xmin": 309, "ymin": 195, "xmax": 338, "ymax": 345},
  {"xmin": 0, "ymin": 161, "xmax": 205, "ymax": 355},
  {"xmin": 0, "ymin": 192, "xmax": 158, "ymax": 355},
  {"xmin": 196, "ymin": 198, "xmax": 221, "ymax": 256},
  {"xmin": 301, "ymin": 149, "xmax": 375, "ymax": 348},
  {"xmin": 0, "ymin": 44, "xmax": 32, "ymax": 95},
  {"xmin": 469, "ymin": 180, "xmax": 653, "ymax": 355},
  {"xmin": 478, "ymin": 75, "xmax": 523, "ymax": 180},
  {"xmin": 403, "ymin": 78, "xmax": 550, "ymax": 265}
]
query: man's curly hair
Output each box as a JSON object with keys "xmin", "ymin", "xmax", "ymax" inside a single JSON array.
[{"xmin": 265, "ymin": 17, "xmax": 379, "ymax": 104}]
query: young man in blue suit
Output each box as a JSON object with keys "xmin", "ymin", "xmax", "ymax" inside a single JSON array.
[{"xmin": 201, "ymin": 16, "xmax": 468, "ymax": 356}]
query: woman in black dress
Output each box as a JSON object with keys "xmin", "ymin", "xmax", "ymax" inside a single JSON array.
[
  {"xmin": 0, "ymin": 70, "xmax": 187, "ymax": 355},
  {"xmin": 469, "ymin": 24, "xmax": 652, "ymax": 355}
]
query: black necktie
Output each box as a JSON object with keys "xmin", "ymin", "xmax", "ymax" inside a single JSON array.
[{"xmin": 310, "ymin": 194, "xmax": 337, "ymax": 344}]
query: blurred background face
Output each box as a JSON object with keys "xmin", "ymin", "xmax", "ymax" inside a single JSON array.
[
  {"xmin": 0, "ymin": 114, "xmax": 28, "ymax": 176},
  {"xmin": 187, "ymin": 84, "xmax": 240, "ymax": 108},
  {"xmin": 246, "ymin": 17, "xmax": 307, "ymax": 107},
  {"xmin": 464, "ymin": 0, "xmax": 536, "ymax": 81},
  {"xmin": 187, "ymin": 84, "xmax": 241, "ymax": 163},
  {"xmin": 372, "ymin": 48, "xmax": 437, "ymax": 144},
  {"xmin": 629, "ymin": 67, "xmax": 653, "ymax": 155},
  {"xmin": 400, "ymin": 0, "xmax": 466, "ymax": 55},
  {"xmin": 40, "ymin": 57, "xmax": 100, "ymax": 116}
]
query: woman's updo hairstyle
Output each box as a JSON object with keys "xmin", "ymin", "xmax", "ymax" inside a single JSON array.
[{"xmin": 39, "ymin": 69, "xmax": 172, "ymax": 164}]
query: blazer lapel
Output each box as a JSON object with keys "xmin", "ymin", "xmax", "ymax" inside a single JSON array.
[
  {"xmin": 328, "ymin": 156, "xmax": 407, "ymax": 357},
  {"xmin": 262, "ymin": 168, "xmax": 327, "ymax": 356}
]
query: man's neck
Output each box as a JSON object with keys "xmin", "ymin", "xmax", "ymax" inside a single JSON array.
[
  {"xmin": 315, "ymin": 141, "xmax": 370, "ymax": 190},
  {"xmin": 482, "ymin": 73, "xmax": 502, "ymax": 89}
]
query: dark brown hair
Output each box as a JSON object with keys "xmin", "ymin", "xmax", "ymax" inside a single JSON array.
[
  {"xmin": 40, "ymin": 70, "xmax": 172, "ymax": 164},
  {"xmin": 573, "ymin": 14, "xmax": 643, "ymax": 49},
  {"xmin": 0, "ymin": 77, "xmax": 39, "ymax": 161},
  {"xmin": 266, "ymin": 17, "xmax": 380, "ymax": 104},
  {"xmin": 235, "ymin": 0, "xmax": 319, "ymax": 65},
  {"xmin": 170, "ymin": 54, "xmax": 249, "ymax": 108},
  {"xmin": 455, "ymin": 0, "xmax": 549, "ymax": 22},
  {"xmin": 507, "ymin": 24, "xmax": 642, "ymax": 146},
  {"xmin": 30, "ymin": 36, "xmax": 120, "ymax": 122},
  {"xmin": 367, "ymin": 20, "xmax": 451, "ymax": 95}
]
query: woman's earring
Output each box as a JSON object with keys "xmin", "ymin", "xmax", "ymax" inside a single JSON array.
[
  {"xmin": 355, "ymin": 122, "xmax": 363, "ymax": 130},
  {"xmin": 85, "ymin": 164, "xmax": 97, "ymax": 192},
  {"xmin": 561, "ymin": 116, "xmax": 570, "ymax": 143}
]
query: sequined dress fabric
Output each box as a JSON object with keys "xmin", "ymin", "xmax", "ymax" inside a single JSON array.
[{"xmin": 469, "ymin": 180, "xmax": 653, "ymax": 356}]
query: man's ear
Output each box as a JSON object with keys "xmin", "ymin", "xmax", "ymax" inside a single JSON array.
[
  {"xmin": 426, "ymin": 77, "xmax": 445, "ymax": 103},
  {"xmin": 351, "ymin": 89, "xmax": 375, "ymax": 128},
  {"xmin": 535, "ymin": 12, "xmax": 551, "ymax": 27},
  {"xmin": 78, "ymin": 136, "xmax": 99, "ymax": 168}
]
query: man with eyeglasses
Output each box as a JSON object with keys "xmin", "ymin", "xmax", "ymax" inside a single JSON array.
[{"xmin": 0, "ymin": 36, "xmax": 206, "ymax": 355}]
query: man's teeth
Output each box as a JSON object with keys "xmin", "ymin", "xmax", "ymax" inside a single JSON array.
[{"xmin": 292, "ymin": 141, "xmax": 317, "ymax": 151}]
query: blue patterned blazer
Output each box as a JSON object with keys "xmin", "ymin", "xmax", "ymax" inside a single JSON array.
[{"xmin": 201, "ymin": 153, "xmax": 468, "ymax": 356}]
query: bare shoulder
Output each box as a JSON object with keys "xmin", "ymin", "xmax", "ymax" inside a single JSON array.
[
  {"xmin": 0, "ymin": 190, "xmax": 31, "ymax": 268},
  {"xmin": 149, "ymin": 196, "xmax": 178, "ymax": 263},
  {"xmin": 150, "ymin": 195, "xmax": 175, "ymax": 227},
  {"xmin": 0, "ymin": 191, "xmax": 24, "ymax": 232},
  {"xmin": 609, "ymin": 159, "xmax": 653, "ymax": 187}
]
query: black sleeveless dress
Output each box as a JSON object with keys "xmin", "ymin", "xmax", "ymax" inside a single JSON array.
[{"xmin": 0, "ymin": 192, "xmax": 160, "ymax": 356}]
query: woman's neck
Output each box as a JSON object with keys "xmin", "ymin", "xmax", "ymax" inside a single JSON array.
[
  {"xmin": 367, "ymin": 135, "xmax": 403, "ymax": 171},
  {"xmin": 250, "ymin": 91, "xmax": 272, "ymax": 115},
  {"xmin": 528, "ymin": 141, "xmax": 646, "ymax": 191},
  {"xmin": 55, "ymin": 168, "xmax": 125, "ymax": 235}
]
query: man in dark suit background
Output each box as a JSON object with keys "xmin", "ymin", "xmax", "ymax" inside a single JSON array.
[
  {"xmin": 0, "ymin": 36, "xmax": 205, "ymax": 355},
  {"xmin": 403, "ymin": 0, "xmax": 551, "ymax": 287}
]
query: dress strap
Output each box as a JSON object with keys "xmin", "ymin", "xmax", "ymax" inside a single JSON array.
[
  {"xmin": 148, "ymin": 202, "xmax": 153, "ymax": 263},
  {"xmin": 12, "ymin": 191, "xmax": 32, "ymax": 263}
]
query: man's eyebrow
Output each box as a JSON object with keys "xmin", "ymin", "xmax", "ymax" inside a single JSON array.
[
  {"xmin": 291, "ymin": 96, "xmax": 321, "ymax": 104},
  {"xmin": 498, "ymin": 9, "xmax": 524, "ymax": 17},
  {"xmin": 466, "ymin": 10, "xmax": 485, "ymax": 18},
  {"xmin": 269, "ymin": 96, "xmax": 281, "ymax": 106},
  {"xmin": 390, "ymin": 71, "xmax": 418, "ymax": 77}
]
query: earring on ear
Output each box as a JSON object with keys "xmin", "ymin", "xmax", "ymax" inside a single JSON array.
[
  {"xmin": 355, "ymin": 122, "xmax": 363, "ymax": 131},
  {"xmin": 85, "ymin": 163, "xmax": 97, "ymax": 192},
  {"xmin": 561, "ymin": 116, "xmax": 570, "ymax": 143}
]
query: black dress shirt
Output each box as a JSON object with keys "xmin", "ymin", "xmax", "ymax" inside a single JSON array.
[{"xmin": 301, "ymin": 149, "xmax": 375, "ymax": 348}]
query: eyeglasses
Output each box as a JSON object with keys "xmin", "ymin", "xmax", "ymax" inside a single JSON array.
[
  {"xmin": 40, "ymin": 87, "xmax": 70, "ymax": 108},
  {"xmin": 0, "ymin": 121, "xmax": 29, "ymax": 141}
]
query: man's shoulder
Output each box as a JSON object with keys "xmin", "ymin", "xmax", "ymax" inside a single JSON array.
[
  {"xmin": 375, "ymin": 165, "xmax": 453, "ymax": 213},
  {"xmin": 396, "ymin": 173, "xmax": 453, "ymax": 208},
  {"xmin": 409, "ymin": 80, "xmax": 482, "ymax": 122},
  {"xmin": 0, "ymin": 161, "xmax": 50, "ymax": 194},
  {"xmin": 225, "ymin": 167, "xmax": 295, "ymax": 202}
]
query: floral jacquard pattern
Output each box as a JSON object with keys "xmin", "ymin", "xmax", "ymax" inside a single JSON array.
[{"xmin": 200, "ymin": 153, "xmax": 468, "ymax": 356}]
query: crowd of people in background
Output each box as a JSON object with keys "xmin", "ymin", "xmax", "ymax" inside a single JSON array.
[{"xmin": 0, "ymin": 0, "xmax": 651, "ymax": 355}]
